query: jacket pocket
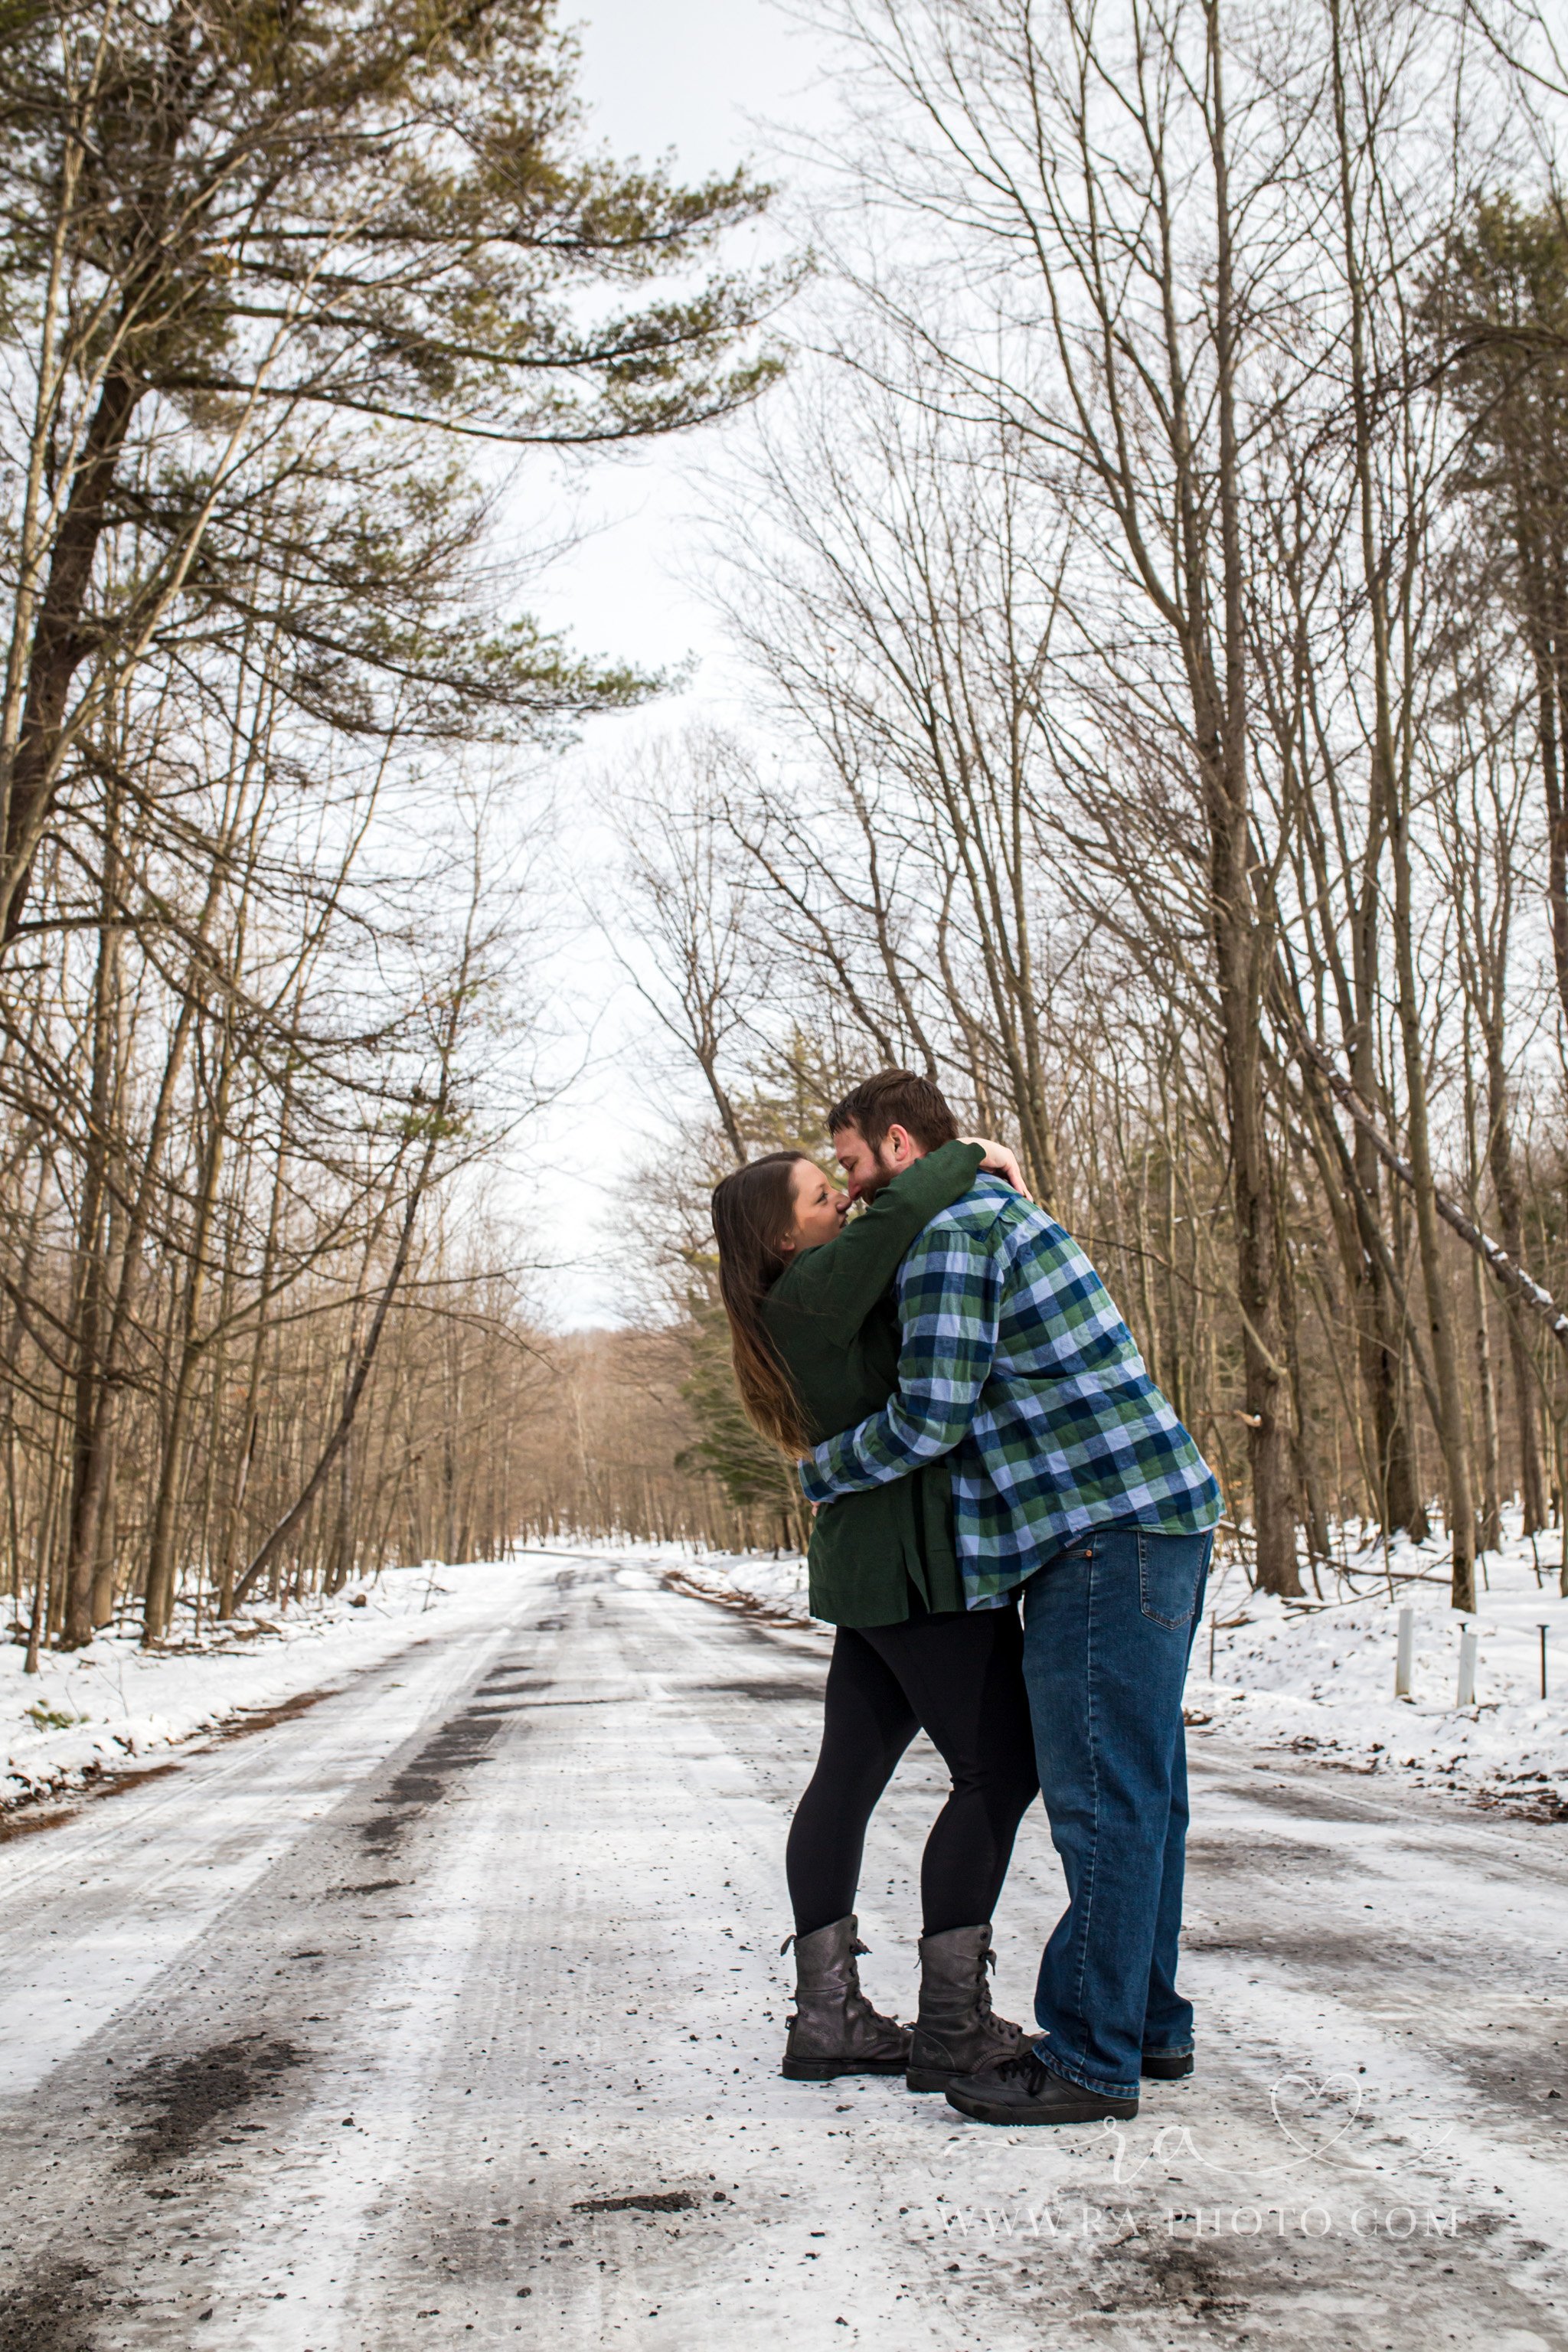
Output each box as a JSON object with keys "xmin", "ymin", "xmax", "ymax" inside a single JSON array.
[{"xmin": 1137, "ymin": 1529, "xmax": 1210, "ymax": 1628}]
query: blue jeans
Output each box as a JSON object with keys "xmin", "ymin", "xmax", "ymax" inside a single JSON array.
[{"xmin": 1019, "ymin": 1524, "xmax": 1212, "ymax": 2101}]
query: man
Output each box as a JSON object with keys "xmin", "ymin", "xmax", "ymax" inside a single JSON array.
[
  {"xmin": 804, "ymin": 1069, "xmax": 1223, "ymax": 2126},
  {"xmin": 711, "ymin": 1122, "xmax": 1040, "ymax": 2096}
]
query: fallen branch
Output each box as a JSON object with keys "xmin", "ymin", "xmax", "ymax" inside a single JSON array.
[{"xmin": 1290, "ymin": 1027, "xmax": 1568, "ymax": 1356}]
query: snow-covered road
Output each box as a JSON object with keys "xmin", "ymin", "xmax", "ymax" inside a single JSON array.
[{"xmin": 1, "ymin": 1549, "xmax": 1564, "ymax": 2351}]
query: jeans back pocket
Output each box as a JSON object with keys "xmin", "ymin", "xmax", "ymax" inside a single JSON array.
[{"xmin": 1137, "ymin": 1529, "xmax": 1211, "ymax": 1628}]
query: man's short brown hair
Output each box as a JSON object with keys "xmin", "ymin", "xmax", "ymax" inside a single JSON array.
[{"xmin": 827, "ymin": 1068, "xmax": 960, "ymax": 1154}]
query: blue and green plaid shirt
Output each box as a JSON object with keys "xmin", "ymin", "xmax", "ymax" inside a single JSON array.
[{"xmin": 798, "ymin": 1177, "xmax": 1222, "ymax": 1608}]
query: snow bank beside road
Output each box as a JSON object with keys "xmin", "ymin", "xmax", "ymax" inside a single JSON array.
[
  {"xmin": 658, "ymin": 1546, "xmax": 816, "ymax": 1627},
  {"xmin": 657, "ymin": 1524, "xmax": 1568, "ymax": 1814},
  {"xmin": 1190, "ymin": 1521, "xmax": 1568, "ymax": 1813},
  {"xmin": 2, "ymin": 1557, "xmax": 544, "ymax": 1813}
]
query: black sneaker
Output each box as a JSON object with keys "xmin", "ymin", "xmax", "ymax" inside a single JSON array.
[
  {"xmin": 1141, "ymin": 2049, "xmax": 1194, "ymax": 2081},
  {"xmin": 945, "ymin": 2049, "xmax": 1138, "ymax": 2125}
]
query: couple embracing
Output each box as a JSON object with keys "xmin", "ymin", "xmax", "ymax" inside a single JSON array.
[{"xmin": 710, "ymin": 1070, "xmax": 1222, "ymax": 2128}]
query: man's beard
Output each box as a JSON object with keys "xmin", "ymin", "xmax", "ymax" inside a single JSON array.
[{"xmin": 856, "ymin": 1155, "xmax": 900, "ymax": 1198}]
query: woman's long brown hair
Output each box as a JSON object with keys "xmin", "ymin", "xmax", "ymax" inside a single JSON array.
[{"xmin": 710, "ymin": 1152, "xmax": 812, "ymax": 1456}]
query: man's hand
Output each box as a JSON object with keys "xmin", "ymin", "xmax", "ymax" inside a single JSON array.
[{"xmin": 962, "ymin": 1135, "xmax": 1032, "ymax": 1199}]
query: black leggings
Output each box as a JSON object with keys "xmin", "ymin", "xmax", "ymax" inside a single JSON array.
[{"xmin": 786, "ymin": 1603, "xmax": 1040, "ymax": 1939}]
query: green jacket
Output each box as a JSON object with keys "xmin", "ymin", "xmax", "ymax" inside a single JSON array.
[{"xmin": 759, "ymin": 1140, "xmax": 985, "ymax": 1627}]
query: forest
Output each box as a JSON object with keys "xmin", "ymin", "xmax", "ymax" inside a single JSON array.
[{"xmin": 8, "ymin": 0, "xmax": 1568, "ymax": 1661}]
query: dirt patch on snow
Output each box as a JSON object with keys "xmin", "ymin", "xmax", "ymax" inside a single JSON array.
[
  {"xmin": 697, "ymin": 1677, "xmax": 821, "ymax": 1704},
  {"xmin": 357, "ymin": 1701, "xmax": 506, "ymax": 1851},
  {"xmin": 0, "ymin": 2259, "xmax": 103, "ymax": 2352},
  {"xmin": 570, "ymin": 2190, "xmax": 703, "ymax": 2215},
  {"xmin": 211, "ymin": 1686, "xmax": 337, "ymax": 1741},
  {"xmin": 116, "ymin": 2034, "xmax": 307, "ymax": 2171},
  {"xmin": 0, "ymin": 1799, "xmax": 79, "ymax": 1844},
  {"xmin": 0, "ymin": 1756, "xmax": 185, "ymax": 1842}
]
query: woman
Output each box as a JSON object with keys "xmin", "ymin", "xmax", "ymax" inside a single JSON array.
[{"xmin": 710, "ymin": 1138, "xmax": 1040, "ymax": 2093}]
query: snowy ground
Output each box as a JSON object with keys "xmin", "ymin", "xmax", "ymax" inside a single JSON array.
[
  {"xmin": 1, "ymin": 1557, "xmax": 577, "ymax": 1815},
  {"xmin": 0, "ymin": 1545, "xmax": 1563, "ymax": 2350},
  {"xmin": 672, "ymin": 1519, "xmax": 1568, "ymax": 1818}
]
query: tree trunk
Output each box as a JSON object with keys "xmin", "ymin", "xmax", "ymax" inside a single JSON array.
[
  {"xmin": 1281, "ymin": 1224, "xmax": 1331, "ymax": 1565},
  {"xmin": 1540, "ymin": 657, "xmax": 1568, "ymax": 1039},
  {"xmin": 1473, "ymin": 1249, "xmax": 1502, "ymax": 1553},
  {"xmin": 1203, "ymin": 0, "xmax": 1298, "ymax": 1594},
  {"xmin": 1387, "ymin": 831, "xmax": 1476, "ymax": 1608},
  {"xmin": 60, "ymin": 815, "xmax": 124, "ymax": 1645},
  {"xmin": 1, "ymin": 368, "xmax": 140, "ymax": 940},
  {"xmin": 1347, "ymin": 1057, "xmax": 1425, "ymax": 1536},
  {"xmin": 1330, "ymin": 0, "xmax": 1472, "ymax": 1605},
  {"xmin": 142, "ymin": 1008, "xmax": 237, "ymax": 1643},
  {"xmin": 1483, "ymin": 1005, "xmax": 1547, "ymax": 1531}
]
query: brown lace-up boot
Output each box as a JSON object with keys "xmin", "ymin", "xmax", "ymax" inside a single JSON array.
[
  {"xmin": 906, "ymin": 1922, "xmax": 1026, "ymax": 2092},
  {"xmin": 780, "ymin": 1915, "xmax": 911, "ymax": 2082}
]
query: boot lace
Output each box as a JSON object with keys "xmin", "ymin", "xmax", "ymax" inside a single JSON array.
[
  {"xmin": 995, "ymin": 2050, "xmax": 1054, "ymax": 2092},
  {"xmin": 974, "ymin": 1946, "xmax": 996, "ymax": 2015},
  {"xmin": 969, "ymin": 1946, "xmax": 1027, "ymax": 2054}
]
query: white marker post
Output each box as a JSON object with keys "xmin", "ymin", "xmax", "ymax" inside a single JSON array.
[
  {"xmin": 1455, "ymin": 1623, "xmax": 1478, "ymax": 1710},
  {"xmin": 1395, "ymin": 1606, "xmax": 1415, "ymax": 1699}
]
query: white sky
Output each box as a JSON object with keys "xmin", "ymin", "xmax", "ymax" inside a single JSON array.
[{"xmin": 510, "ymin": 2, "xmax": 834, "ymax": 1327}]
